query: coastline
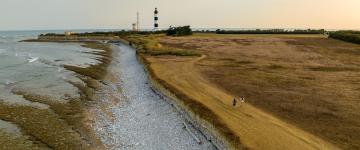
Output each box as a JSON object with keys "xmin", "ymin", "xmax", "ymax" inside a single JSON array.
[
  {"xmin": 13, "ymin": 38, "xmax": 218, "ymax": 149},
  {"xmin": 91, "ymin": 43, "xmax": 216, "ymax": 149},
  {"xmin": 8, "ymin": 32, "xmax": 350, "ymax": 149}
]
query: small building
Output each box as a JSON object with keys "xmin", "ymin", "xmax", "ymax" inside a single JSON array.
[
  {"xmin": 64, "ymin": 31, "xmax": 75, "ymax": 36},
  {"xmin": 132, "ymin": 23, "xmax": 137, "ymax": 31}
]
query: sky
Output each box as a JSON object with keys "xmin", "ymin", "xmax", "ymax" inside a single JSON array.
[{"xmin": 0, "ymin": 0, "xmax": 359, "ymax": 31}]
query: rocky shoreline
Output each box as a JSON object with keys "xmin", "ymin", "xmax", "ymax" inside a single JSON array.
[
  {"xmin": 91, "ymin": 43, "xmax": 216, "ymax": 149},
  {"xmin": 136, "ymin": 50, "xmax": 236, "ymax": 150}
]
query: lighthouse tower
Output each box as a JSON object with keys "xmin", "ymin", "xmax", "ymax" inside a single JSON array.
[{"xmin": 154, "ymin": 8, "xmax": 159, "ymax": 31}]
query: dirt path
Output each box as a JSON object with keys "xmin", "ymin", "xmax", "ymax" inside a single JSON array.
[
  {"xmin": 93, "ymin": 44, "xmax": 215, "ymax": 150},
  {"xmin": 146, "ymin": 54, "xmax": 340, "ymax": 150}
]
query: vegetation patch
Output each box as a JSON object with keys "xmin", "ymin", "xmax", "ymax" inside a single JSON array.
[
  {"xmin": 166, "ymin": 26, "xmax": 193, "ymax": 36},
  {"xmin": 183, "ymin": 34, "xmax": 360, "ymax": 149},
  {"xmin": 123, "ymin": 34, "xmax": 201, "ymax": 57}
]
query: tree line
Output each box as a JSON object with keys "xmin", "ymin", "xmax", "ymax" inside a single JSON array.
[
  {"xmin": 214, "ymin": 29, "xmax": 326, "ymax": 34},
  {"xmin": 329, "ymin": 31, "xmax": 360, "ymax": 44},
  {"xmin": 39, "ymin": 26, "xmax": 194, "ymax": 37}
]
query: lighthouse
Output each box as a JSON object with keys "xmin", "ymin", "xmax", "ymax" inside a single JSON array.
[{"xmin": 154, "ymin": 8, "xmax": 159, "ymax": 31}]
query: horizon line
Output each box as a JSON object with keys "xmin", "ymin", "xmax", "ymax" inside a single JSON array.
[{"xmin": 1, "ymin": 27, "xmax": 360, "ymax": 32}]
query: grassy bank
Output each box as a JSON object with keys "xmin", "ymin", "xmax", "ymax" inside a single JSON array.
[{"xmin": 138, "ymin": 54, "xmax": 244, "ymax": 149}]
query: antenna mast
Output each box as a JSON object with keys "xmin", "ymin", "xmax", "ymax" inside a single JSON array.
[{"xmin": 137, "ymin": 11, "xmax": 140, "ymax": 31}]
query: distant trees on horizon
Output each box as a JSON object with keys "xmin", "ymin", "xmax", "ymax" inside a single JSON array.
[
  {"xmin": 329, "ymin": 31, "xmax": 360, "ymax": 44},
  {"xmin": 214, "ymin": 29, "xmax": 326, "ymax": 34}
]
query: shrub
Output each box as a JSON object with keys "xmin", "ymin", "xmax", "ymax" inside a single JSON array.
[{"xmin": 166, "ymin": 26, "xmax": 193, "ymax": 36}]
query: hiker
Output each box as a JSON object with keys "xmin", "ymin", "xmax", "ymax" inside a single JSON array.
[
  {"xmin": 241, "ymin": 98, "xmax": 245, "ymax": 103},
  {"xmin": 233, "ymin": 98, "xmax": 237, "ymax": 107}
]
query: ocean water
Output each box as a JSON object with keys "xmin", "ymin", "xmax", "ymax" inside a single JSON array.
[{"xmin": 0, "ymin": 31, "xmax": 101, "ymax": 105}]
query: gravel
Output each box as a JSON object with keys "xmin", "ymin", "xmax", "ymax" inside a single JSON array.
[{"xmin": 93, "ymin": 43, "xmax": 216, "ymax": 150}]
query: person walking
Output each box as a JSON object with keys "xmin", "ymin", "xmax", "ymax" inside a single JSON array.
[{"xmin": 233, "ymin": 98, "xmax": 237, "ymax": 107}]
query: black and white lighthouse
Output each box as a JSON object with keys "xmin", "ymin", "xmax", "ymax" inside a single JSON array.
[{"xmin": 154, "ymin": 8, "xmax": 159, "ymax": 31}]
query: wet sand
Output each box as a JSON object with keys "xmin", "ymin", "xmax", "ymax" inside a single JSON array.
[{"xmin": 0, "ymin": 41, "xmax": 109, "ymax": 149}]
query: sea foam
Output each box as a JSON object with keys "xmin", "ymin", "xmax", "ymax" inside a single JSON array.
[{"xmin": 28, "ymin": 57, "xmax": 39, "ymax": 63}]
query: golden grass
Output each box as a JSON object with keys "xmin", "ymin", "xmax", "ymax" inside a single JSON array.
[
  {"xmin": 192, "ymin": 33, "xmax": 326, "ymax": 38},
  {"xmin": 130, "ymin": 33, "xmax": 360, "ymax": 150},
  {"xmin": 154, "ymin": 33, "xmax": 360, "ymax": 149},
  {"xmin": 123, "ymin": 34, "xmax": 200, "ymax": 56}
]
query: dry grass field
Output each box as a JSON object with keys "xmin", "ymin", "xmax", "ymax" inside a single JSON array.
[{"xmin": 133, "ymin": 33, "xmax": 360, "ymax": 149}]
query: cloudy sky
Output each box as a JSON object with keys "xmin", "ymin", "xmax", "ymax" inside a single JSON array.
[{"xmin": 0, "ymin": 0, "xmax": 359, "ymax": 30}]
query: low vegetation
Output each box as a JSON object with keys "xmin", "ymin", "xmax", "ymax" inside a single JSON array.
[
  {"xmin": 329, "ymin": 30, "xmax": 360, "ymax": 44},
  {"xmin": 152, "ymin": 33, "xmax": 360, "ymax": 149},
  {"xmin": 37, "ymin": 28, "xmax": 327, "ymax": 40},
  {"xmin": 123, "ymin": 34, "xmax": 201, "ymax": 57},
  {"xmin": 39, "ymin": 30, "xmax": 165, "ymax": 38}
]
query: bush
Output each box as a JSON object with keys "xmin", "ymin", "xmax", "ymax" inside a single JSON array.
[{"xmin": 166, "ymin": 26, "xmax": 193, "ymax": 36}]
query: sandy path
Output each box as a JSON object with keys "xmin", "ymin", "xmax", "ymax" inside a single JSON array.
[
  {"xmin": 147, "ymin": 54, "xmax": 340, "ymax": 150},
  {"xmin": 93, "ymin": 44, "xmax": 215, "ymax": 150}
]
